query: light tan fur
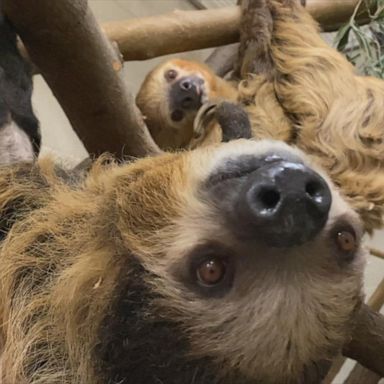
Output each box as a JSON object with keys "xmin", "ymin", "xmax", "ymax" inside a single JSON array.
[
  {"xmin": 243, "ymin": 0, "xmax": 384, "ymax": 232},
  {"xmin": 136, "ymin": 59, "xmax": 237, "ymax": 149},
  {"xmin": 137, "ymin": 1, "xmax": 384, "ymax": 233}
]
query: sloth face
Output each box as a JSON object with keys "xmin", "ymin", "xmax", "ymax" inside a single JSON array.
[
  {"xmin": 136, "ymin": 59, "xmax": 215, "ymax": 149},
  {"xmin": 99, "ymin": 139, "xmax": 364, "ymax": 384},
  {"xmin": 163, "ymin": 65, "xmax": 207, "ymax": 123}
]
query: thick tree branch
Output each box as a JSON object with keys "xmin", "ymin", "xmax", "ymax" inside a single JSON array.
[
  {"xmin": 205, "ymin": 43, "xmax": 239, "ymax": 77},
  {"xmin": 343, "ymin": 279, "xmax": 384, "ymax": 383},
  {"xmin": 103, "ymin": 7, "xmax": 241, "ymax": 62},
  {"xmin": 370, "ymin": 247, "xmax": 384, "ymax": 260},
  {"xmin": 103, "ymin": 0, "xmax": 374, "ymax": 60},
  {"xmin": 15, "ymin": 1, "xmax": 375, "ymax": 78},
  {"xmin": 344, "ymin": 365, "xmax": 381, "ymax": 384},
  {"xmin": 324, "ymin": 278, "xmax": 384, "ymax": 383},
  {"xmin": 343, "ymin": 304, "xmax": 384, "ymax": 377},
  {"xmin": 305, "ymin": 0, "xmax": 373, "ymax": 32},
  {"xmin": 368, "ymin": 278, "xmax": 384, "ymax": 312},
  {"xmin": 4, "ymin": 0, "xmax": 161, "ymax": 159}
]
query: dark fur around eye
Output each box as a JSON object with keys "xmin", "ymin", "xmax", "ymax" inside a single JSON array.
[
  {"xmin": 173, "ymin": 242, "xmax": 235, "ymax": 298},
  {"xmin": 329, "ymin": 222, "xmax": 359, "ymax": 265}
]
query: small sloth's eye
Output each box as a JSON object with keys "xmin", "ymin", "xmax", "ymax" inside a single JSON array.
[
  {"xmin": 336, "ymin": 230, "xmax": 357, "ymax": 253},
  {"xmin": 196, "ymin": 258, "xmax": 226, "ymax": 286},
  {"xmin": 165, "ymin": 69, "xmax": 178, "ymax": 82}
]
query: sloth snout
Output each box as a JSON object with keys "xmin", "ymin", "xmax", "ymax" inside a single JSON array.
[
  {"xmin": 208, "ymin": 154, "xmax": 332, "ymax": 248},
  {"xmin": 235, "ymin": 161, "xmax": 332, "ymax": 247},
  {"xmin": 170, "ymin": 75, "xmax": 203, "ymax": 113}
]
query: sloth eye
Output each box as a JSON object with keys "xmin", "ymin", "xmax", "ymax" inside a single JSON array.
[
  {"xmin": 336, "ymin": 230, "xmax": 357, "ymax": 253},
  {"xmin": 331, "ymin": 224, "xmax": 359, "ymax": 264},
  {"xmin": 196, "ymin": 258, "xmax": 226, "ymax": 286},
  {"xmin": 182, "ymin": 243, "xmax": 235, "ymax": 296},
  {"xmin": 165, "ymin": 69, "xmax": 178, "ymax": 81}
]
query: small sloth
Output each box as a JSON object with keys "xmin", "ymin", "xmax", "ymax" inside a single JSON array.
[
  {"xmin": 136, "ymin": 58, "xmax": 238, "ymax": 150},
  {"xmin": 136, "ymin": 0, "xmax": 384, "ymax": 234},
  {"xmin": 0, "ymin": 139, "xmax": 365, "ymax": 384}
]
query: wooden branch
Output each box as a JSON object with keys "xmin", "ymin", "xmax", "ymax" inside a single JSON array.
[
  {"xmin": 343, "ymin": 304, "xmax": 384, "ymax": 377},
  {"xmin": 102, "ymin": 0, "xmax": 374, "ymax": 61},
  {"xmin": 205, "ymin": 43, "xmax": 239, "ymax": 77},
  {"xmin": 7, "ymin": 0, "xmax": 349, "ymax": 71},
  {"xmin": 325, "ymin": 277, "xmax": 384, "ymax": 383},
  {"xmin": 103, "ymin": 7, "xmax": 241, "ymax": 62},
  {"xmin": 4, "ymin": 0, "xmax": 161, "ymax": 159},
  {"xmin": 323, "ymin": 355, "xmax": 346, "ymax": 384},
  {"xmin": 370, "ymin": 247, "xmax": 384, "ymax": 260},
  {"xmin": 368, "ymin": 278, "xmax": 384, "ymax": 312},
  {"xmin": 306, "ymin": 0, "xmax": 374, "ymax": 32},
  {"xmin": 15, "ymin": 0, "xmax": 376, "ymax": 78},
  {"xmin": 342, "ymin": 278, "xmax": 384, "ymax": 383},
  {"xmin": 344, "ymin": 366, "xmax": 381, "ymax": 384},
  {"xmin": 344, "ymin": 300, "xmax": 383, "ymax": 384}
]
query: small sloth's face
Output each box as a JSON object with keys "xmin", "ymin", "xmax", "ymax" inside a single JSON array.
[
  {"xmin": 162, "ymin": 64, "xmax": 208, "ymax": 124},
  {"xmin": 136, "ymin": 59, "xmax": 215, "ymax": 149},
  {"xmin": 106, "ymin": 139, "xmax": 364, "ymax": 384}
]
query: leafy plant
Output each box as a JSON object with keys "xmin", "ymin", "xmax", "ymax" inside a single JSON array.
[{"xmin": 334, "ymin": 0, "xmax": 384, "ymax": 78}]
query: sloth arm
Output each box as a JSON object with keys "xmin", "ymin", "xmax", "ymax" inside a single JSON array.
[
  {"xmin": 269, "ymin": 0, "xmax": 384, "ymax": 163},
  {"xmin": 267, "ymin": 0, "xmax": 384, "ymax": 230}
]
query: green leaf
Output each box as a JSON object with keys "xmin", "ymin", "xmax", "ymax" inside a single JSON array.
[
  {"xmin": 335, "ymin": 0, "xmax": 384, "ymax": 79},
  {"xmin": 334, "ymin": 23, "xmax": 352, "ymax": 51},
  {"xmin": 352, "ymin": 26, "xmax": 373, "ymax": 58}
]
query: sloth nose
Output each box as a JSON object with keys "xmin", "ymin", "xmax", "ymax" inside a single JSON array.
[
  {"xmin": 180, "ymin": 79, "xmax": 193, "ymax": 91},
  {"xmin": 235, "ymin": 161, "xmax": 331, "ymax": 247},
  {"xmin": 178, "ymin": 76, "xmax": 202, "ymax": 109}
]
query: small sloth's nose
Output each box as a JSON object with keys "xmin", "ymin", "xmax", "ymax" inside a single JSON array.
[
  {"xmin": 177, "ymin": 76, "xmax": 202, "ymax": 109},
  {"xmin": 180, "ymin": 78, "xmax": 193, "ymax": 91},
  {"xmin": 235, "ymin": 161, "xmax": 331, "ymax": 247}
]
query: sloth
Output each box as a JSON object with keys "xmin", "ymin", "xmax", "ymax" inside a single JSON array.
[
  {"xmin": 136, "ymin": 1, "xmax": 384, "ymax": 233},
  {"xmin": 0, "ymin": 12, "xmax": 40, "ymax": 163},
  {"xmin": 136, "ymin": 58, "xmax": 238, "ymax": 150},
  {"xmin": 0, "ymin": 139, "xmax": 365, "ymax": 384},
  {"xmin": 0, "ymin": 1, "xmax": 375, "ymax": 383}
]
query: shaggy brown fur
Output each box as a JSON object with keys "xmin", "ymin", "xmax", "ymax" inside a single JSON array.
[
  {"xmin": 0, "ymin": 1, "xmax": 373, "ymax": 383},
  {"xmin": 239, "ymin": 0, "xmax": 384, "ymax": 233},
  {"xmin": 137, "ymin": 0, "xmax": 384, "ymax": 233},
  {"xmin": 0, "ymin": 139, "xmax": 365, "ymax": 384}
]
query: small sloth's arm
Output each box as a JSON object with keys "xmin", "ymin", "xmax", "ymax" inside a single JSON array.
[{"xmin": 216, "ymin": 102, "xmax": 252, "ymax": 142}]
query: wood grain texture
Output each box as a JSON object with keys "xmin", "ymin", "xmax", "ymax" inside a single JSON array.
[
  {"xmin": 344, "ymin": 305, "xmax": 384, "ymax": 377},
  {"xmin": 4, "ymin": 0, "xmax": 161, "ymax": 159}
]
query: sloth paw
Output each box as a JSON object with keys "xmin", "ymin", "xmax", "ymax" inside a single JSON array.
[{"xmin": 215, "ymin": 102, "xmax": 252, "ymax": 142}]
